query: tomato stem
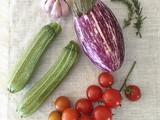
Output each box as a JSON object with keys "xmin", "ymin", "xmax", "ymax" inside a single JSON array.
[{"xmin": 119, "ymin": 61, "xmax": 136, "ymax": 92}]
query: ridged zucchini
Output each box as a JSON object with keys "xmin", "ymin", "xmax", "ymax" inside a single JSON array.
[
  {"xmin": 16, "ymin": 41, "xmax": 80, "ymax": 118},
  {"xmin": 8, "ymin": 22, "xmax": 61, "ymax": 93}
]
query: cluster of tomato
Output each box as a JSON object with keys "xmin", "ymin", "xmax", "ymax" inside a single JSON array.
[{"xmin": 48, "ymin": 72, "xmax": 141, "ymax": 120}]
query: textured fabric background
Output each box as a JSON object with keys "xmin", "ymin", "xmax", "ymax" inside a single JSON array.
[{"xmin": 0, "ymin": 0, "xmax": 160, "ymax": 119}]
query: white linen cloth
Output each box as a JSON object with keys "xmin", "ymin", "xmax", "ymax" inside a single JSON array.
[{"xmin": 0, "ymin": 0, "xmax": 160, "ymax": 119}]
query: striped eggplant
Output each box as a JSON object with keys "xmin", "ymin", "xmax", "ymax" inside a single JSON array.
[{"xmin": 73, "ymin": 0, "xmax": 125, "ymax": 72}]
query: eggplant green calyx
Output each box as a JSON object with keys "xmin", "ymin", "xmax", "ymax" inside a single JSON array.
[{"xmin": 72, "ymin": 0, "xmax": 97, "ymax": 16}]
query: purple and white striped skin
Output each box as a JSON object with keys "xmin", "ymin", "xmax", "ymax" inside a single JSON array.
[{"xmin": 74, "ymin": 0, "xmax": 125, "ymax": 72}]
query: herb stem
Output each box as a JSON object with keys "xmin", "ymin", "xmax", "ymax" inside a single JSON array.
[
  {"xmin": 119, "ymin": 61, "xmax": 136, "ymax": 92},
  {"xmin": 132, "ymin": 0, "xmax": 146, "ymax": 38},
  {"xmin": 111, "ymin": 0, "xmax": 135, "ymax": 29},
  {"xmin": 111, "ymin": 0, "xmax": 146, "ymax": 38}
]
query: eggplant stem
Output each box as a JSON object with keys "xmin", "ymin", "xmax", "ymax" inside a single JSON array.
[
  {"xmin": 119, "ymin": 61, "xmax": 137, "ymax": 92},
  {"xmin": 73, "ymin": 0, "xmax": 96, "ymax": 15},
  {"xmin": 73, "ymin": 0, "xmax": 80, "ymax": 16}
]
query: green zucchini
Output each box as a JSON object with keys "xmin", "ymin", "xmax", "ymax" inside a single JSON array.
[
  {"xmin": 16, "ymin": 41, "xmax": 80, "ymax": 118},
  {"xmin": 8, "ymin": 22, "xmax": 61, "ymax": 93}
]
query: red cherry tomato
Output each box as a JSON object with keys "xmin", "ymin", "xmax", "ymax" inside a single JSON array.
[
  {"xmin": 102, "ymin": 88, "xmax": 122, "ymax": 108},
  {"xmin": 75, "ymin": 98, "xmax": 93, "ymax": 115},
  {"xmin": 98, "ymin": 72, "xmax": 114, "ymax": 87},
  {"xmin": 54, "ymin": 96, "xmax": 70, "ymax": 112},
  {"xmin": 48, "ymin": 111, "xmax": 61, "ymax": 120},
  {"xmin": 79, "ymin": 115, "xmax": 93, "ymax": 120},
  {"xmin": 86, "ymin": 85, "xmax": 103, "ymax": 102},
  {"xmin": 92, "ymin": 105, "xmax": 112, "ymax": 120},
  {"xmin": 125, "ymin": 85, "xmax": 141, "ymax": 101},
  {"xmin": 62, "ymin": 108, "xmax": 79, "ymax": 120}
]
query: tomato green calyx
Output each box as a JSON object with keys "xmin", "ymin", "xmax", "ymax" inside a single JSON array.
[
  {"xmin": 125, "ymin": 87, "xmax": 132, "ymax": 95},
  {"xmin": 97, "ymin": 99, "xmax": 102, "ymax": 105},
  {"xmin": 119, "ymin": 61, "xmax": 137, "ymax": 92},
  {"xmin": 107, "ymin": 86, "xmax": 112, "ymax": 89},
  {"xmin": 99, "ymin": 99, "xmax": 103, "ymax": 103},
  {"xmin": 89, "ymin": 112, "xmax": 92, "ymax": 117}
]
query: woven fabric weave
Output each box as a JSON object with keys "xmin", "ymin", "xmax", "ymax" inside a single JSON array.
[{"xmin": 0, "ymin": 0, "xmax": 160, "ymax": 119}]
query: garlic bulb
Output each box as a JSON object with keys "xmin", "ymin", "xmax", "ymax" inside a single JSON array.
[{"xmin": 40, "ymin": 0, "xmax": 72, "ymax": 18}]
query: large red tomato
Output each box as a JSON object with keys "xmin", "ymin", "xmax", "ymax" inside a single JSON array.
[
  {"xmin": 92, "ymin": 105, "xmax": 112, "ymax": 120},
  {"xmin": 75, "ymin": 98, "xmax": 92, "ymax": 115},
  {"xmin": 86, "ymin": 85, "xmax": 102, "ymax": 102},
  {"xmin": 62, "ymin": 108, "xmax": 79, "ymax": 120},
  {"xmin": 98, "ymin": 72, "xmax": 114, "ymax": 87},
  {"xmin": 102, "ymin": 88, "xmax": 122, "ymax": 108},
  {"xmin": 125, "ymin": 85, "xmax": 141, "ymax": 101}
]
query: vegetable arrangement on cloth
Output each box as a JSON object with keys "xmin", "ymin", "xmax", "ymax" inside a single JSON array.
[
  {"xmin": 40, "ymin": 0, "xmax": 125, "ymax": 72},
  {"xmin": 7, "ymin": 0, "xmax": 146, "ymax": 118},
  {"xmin": 73, "ymin": 0, "xmax": 125, "ymax": 72}
]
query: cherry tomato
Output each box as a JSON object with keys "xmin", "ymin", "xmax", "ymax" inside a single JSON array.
[
  {"xmin": 86, "ymin": 85, "xmax": 103, "ymax": 102},
  {"xmin": 48, "ymin": 111, "xmax": 61, "ymax": 120},
  {"xmin": 102, "ymin": 88, "xmax": 122, "ymax": 108},
  {"xmin": 92, "ymin": 105, "xmax": 112, "ymax": 120},
  {"xmin": 79, "ymin": 115, "xmax": 93, "ymax": 120},
  {"xmin": 54, "ymin": 96, "xmax": 70, "ymax": 112},
  {"xmin": 98, "ymin": 72, "xmax": 114, "ymax": 87},
  {"xmin": 62, "ymin": 108, "xmax": 79, "ymax": 120},
  {"xmin": 75, "ymin": 98, "xmax": 93, "ymax": 115},
  {"xmin": 125, "ymin": 85, "xmax": 141, "ymax": 101}
]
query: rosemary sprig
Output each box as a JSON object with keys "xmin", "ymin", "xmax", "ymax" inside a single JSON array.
[
  {"xmin": 132, "ymin": 0, "xmax": 146, "ymax": 38},
  {"xmin": 111, "ymin": 0, "xmax": 135, "ymax": 29},
  {"xmin": 111, "ymin": 0, "xmax": 146, "ymax": 38}
]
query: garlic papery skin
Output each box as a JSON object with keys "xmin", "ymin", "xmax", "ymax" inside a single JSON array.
[
  {"xmin": 50, "ymin": 0, "xmax": 62, "ymax": 18},
  {"xmin": 60, "ymin": 0, "xmax": 70, "ymax": 16},
  {"xmin": 41, "ymin": 0, "xmax": 47, "ymax": 11},
  {"xmin": 44, "ymin": 0, "xmax": 55, "ymax": 13},
  {"xmin": 65, "ymin": 0, "xmax": 73, "ymax": 9}
]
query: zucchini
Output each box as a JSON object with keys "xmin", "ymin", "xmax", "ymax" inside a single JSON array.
[
  {"xmin": 8, "ymin": 22, "xmax": 61, "ymax": 93},
  {"xmin": 16, "ymin": 41, "xmax": 80, "ymax": 118}
]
